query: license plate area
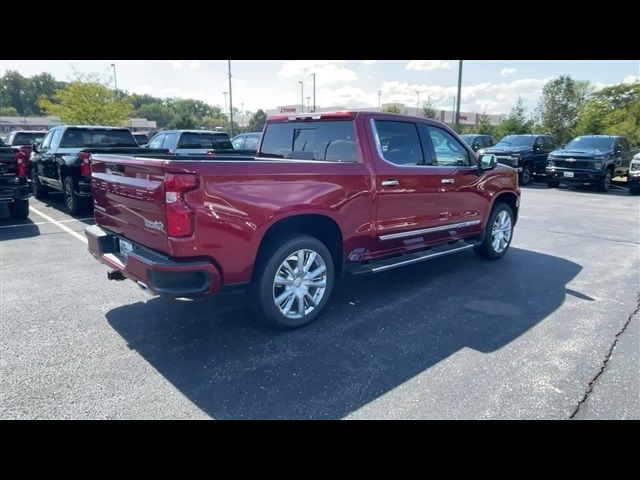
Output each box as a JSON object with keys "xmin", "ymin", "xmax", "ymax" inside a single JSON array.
[
  {"xmin": 118, "ymin": 238, "xmax": 134, "ymax": 259},
  {"xmin": 563, "ymin": 171, "xmax": 574, "ymax": 178}
]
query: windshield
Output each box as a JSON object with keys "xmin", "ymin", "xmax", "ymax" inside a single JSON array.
[
  {"xmin": 13, "ymin": 132, "xmax": 46, "ymax": 145},
  {"xmin": 59, "ymin": 129, "xmax": 137, "ymax": 148},
  {"xmin": 178, "ymin": 132, "xmax": 232, "ymax": 149},
  {"xmin": 565, "ymin": 137, "xmax": 613, "ymax": 151},
  {"xmin": 495, "ymin": 136, "xmax": 534, "ymax": 148}
]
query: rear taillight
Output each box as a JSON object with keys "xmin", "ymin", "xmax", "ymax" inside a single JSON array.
[
  {"xmin": 15, "ymin": 150, "xmax": 28, "ymax": 178},
  {"xmin": 164, "ymin": 173, "xmax": 198, "ymax": 238},
  {"xmin": 207, "ymin": 150, "xmax": 215, "ymax": 157},
  {"xmin": 79, "ymin": 151, "xmax": 91, "ymax": 177}
]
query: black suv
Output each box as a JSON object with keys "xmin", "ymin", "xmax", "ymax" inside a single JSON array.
[
  {"xmin": 546, "ymin": 135, "xmax": 633, "ymax": 192},
  {"xmin": 460, "ymin": 134, "xmax": 496, "ymax": 152},
  {"xmin": 478, "ymin": 134, "xmax": 555, "ymax": 185}
]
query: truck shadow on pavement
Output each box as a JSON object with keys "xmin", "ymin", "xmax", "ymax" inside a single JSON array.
[
  {"xmin": 106, "ymin": 247, "xmax": 583, "ymax": 419},
  {"xmin": 33, "ymin": 193, "xmax": 94, "ymax": 224},
  {"xmin": 0, "ymin": 204, "xmax": 40, "ymax": 239}
]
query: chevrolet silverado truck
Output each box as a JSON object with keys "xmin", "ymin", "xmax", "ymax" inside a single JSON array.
[
  {"xmin": 0, "ymin": 146, "xmax": 31, "ymax": 219},
  {"xmin": 29, "ymin": 125, "xmax": 166, "ymax": 214},
  {"xmin": 546, "ymin": 135, "xmax": 633, "ymax": 192},
  {"xmin": 479, "ymin": 134, "xmax": 555, "ymax": 185},
  {"xmin": 146, "ymin": 129, "xmax": 256, "ymax": 157},
  {"xmin": 85, "ymin": 111, "xmax": 520, "ymax": 329}
]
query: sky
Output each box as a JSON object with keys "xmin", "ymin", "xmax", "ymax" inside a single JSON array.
[{"xmin": 2, "ymin": 60, "xmax": 638, "ymax": 116}]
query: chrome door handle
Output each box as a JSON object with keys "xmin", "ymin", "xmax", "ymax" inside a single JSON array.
[
  {"xmin": 441, "ymin": 178, "xmax": 455, "ymax": 184},
  {"xmin": 381, "ymin": 179, "xmax": 400, "ymax": 188}
]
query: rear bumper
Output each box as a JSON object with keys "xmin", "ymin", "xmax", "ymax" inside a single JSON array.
[
  {"xmin": 546, "ymin": 168, "xmax": 605, "ymax": 184},
  {"xmin": 0, "ymin": 184, "xmax": 31, "ymax": 202},
  {"xmin": 85, "ymin": 224, "xmax": 221, "ymax": 297}
]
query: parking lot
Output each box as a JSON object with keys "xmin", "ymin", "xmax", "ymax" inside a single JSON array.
[{"xmin": 1, "ymin": 181, "xmax": 638, "ymax": 419}]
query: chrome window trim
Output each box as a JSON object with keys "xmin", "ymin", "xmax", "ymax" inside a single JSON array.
[{"xmin": 379, "ymin": 219, "xmax": 481, "ymax": 241}]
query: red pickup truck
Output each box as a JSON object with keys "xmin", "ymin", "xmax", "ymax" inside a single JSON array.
[{"xmin": 85, "ymin": 111, "xmax": 520, "ymax": 329}]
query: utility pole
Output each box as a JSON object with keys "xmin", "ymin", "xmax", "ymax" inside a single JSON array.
[
  {"xmin": 416, "ymin": 91, "xmax": 420, "ymax": 117},
  {"xmin": 228, "ymin": 60, "xmax": 234, "ymax": 137},
  {"xmin": 451, "ymin": 96, "xmax": 456, "ymax": 127},
  {"xmin": 378, "ymin": 90, "xmax": 382, "ymax": 108},
  {"xmin": 299, "ymin": 81, "xmax": 304, "ymax": 113},
  {"xmin": 311, "ymin": 73, "xmax": 316, "ymax": 112},
  {"xmin": 110, "ymin": 63, "xmax": 118, "ymax": 97},
  {"xmin": 455, "ymin": 60, "xmax": 463, "ymax": 133},
  {"xmin": 223, "ymin": 91, "xmax": 228, "ymax": 120},
  {"xmin": 306, "ymin": 96, "xmax": 311, "ymax": 113}
]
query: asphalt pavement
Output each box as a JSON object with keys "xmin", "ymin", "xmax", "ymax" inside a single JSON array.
[{"xmin": 1, "ymin": 180, "xmax": 638, "ymax": 419}]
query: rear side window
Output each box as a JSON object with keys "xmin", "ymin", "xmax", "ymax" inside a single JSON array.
[
  {"xmin": 59, "ymin": 129, "xmax": 137, "ymax": 148},
  {"xmin": 162, "ymin": 133, "xmax": 179, "ymax": 151},
  {"xmin": 245, "ymin": 135, "xmax": 260, "ymax": 149},
  {"xmin": 260, "ymin": 121, "xmax": 358, "ymax": 162},
  {"xmin": 13, "ymin": 132, "xmax": 45, "ymax": 145},
  {"xmin": 148, "ymin": 134, "xmax": 164, "ymax": 149},
  {"xmin": 178, "ymin": 133, "xmax": 233, "ymax": 150},
  {"xmin": 372, "ymin": 120, "xmax": 424, "ymax": 166}
]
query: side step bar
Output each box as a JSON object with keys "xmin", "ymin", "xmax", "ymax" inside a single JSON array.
[{"xmin": 347, "ymin": 241, "xmax": 477, "ymax": 276}]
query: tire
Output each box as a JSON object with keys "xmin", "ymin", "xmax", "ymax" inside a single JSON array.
[
  {"xmin": 30, "ymin": 169, "xmax": 48, "ymax": 199},
  {"xmin": 474, "ymin": 203, "xmax": 514, "ymax": 260},
  {"xmin": 63, "ymin": 176, "xmax": 90, "ymax": 215},
  {"xmin": 598, "ymin": 169, "xmax": 612, "ymax": 193},
  {"xmin": 547, "ymin": 181, "xmax": 560, "ymax": 188},
  {"xmin": 8, "ymin": 199, "xmax": 29, "ymax": 219},
  {"xmin": 249, "ymin": 234, "xmax": 335, "ymax": 329},
  {"xmin": 519, "ymin": 163, "xmax": 532, "ymax": 186}
]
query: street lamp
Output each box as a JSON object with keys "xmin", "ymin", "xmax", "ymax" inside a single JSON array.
[
  {"xmin": 306, "ymin": 96, "xmax": 311, "ymax": 112},
  {"xmin": 310, "ymin": 73, "xmax": 316, "ymax": 112},
  {"xmin": 299, "ymin": 81, "xmax": 304, "ymax": 113},
  {"xmin": 455, "ymin": 60, "xmax": 463, "ymax": 133},
  {"xmin": 378, "ymin": 90, "xmax": 382, "ymax": 109},
  {"xmin": 416, "ymin": 90, "xmax": 421, "ymax": 117},
  {"xmin": 223, "ymin": 91, "xmax": 228, "ymax": 119},
  {"xmin": 110, "ymin": 63, "xmax": 118, "ymax": 97}
]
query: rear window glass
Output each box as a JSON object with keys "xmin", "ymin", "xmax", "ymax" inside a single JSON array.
[
  {"xmin": 59, "ymin": 129, "xmax": 137, "ymax": 148},
  {"xmin": 12, "ymin": 132, "xmax": 46, "ymax": 145},
  {"xmin": 260, "ymin": 121, "xmax": 358, "ymax": 162},
  {"xmin": 178, "ymin": 133, "xmax": 232, "ymax": 150}
]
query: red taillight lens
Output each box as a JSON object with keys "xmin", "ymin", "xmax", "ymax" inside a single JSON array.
[
  {"xmin": 16, "ymin": 150, "xmax": 28, "ymax": 177},
  {"xmin": 79, "ymin": 151, "xmax": 91, "ymax": 177},
  {"xmin": 207, "ymin": 150, "xmax": 215, "ymax": 157},
  {"xmin": 164, "ymin": 174, "xmax": 198, "ymax": 237}
]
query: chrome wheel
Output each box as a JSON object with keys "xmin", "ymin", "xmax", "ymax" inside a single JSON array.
[
  {"xmin": 272, "ymin": 249, "xmax": 327, "ymax": 320},
  {"xmin": 491, "ymin": 210, "xmax": 512, "ymax": 253}
]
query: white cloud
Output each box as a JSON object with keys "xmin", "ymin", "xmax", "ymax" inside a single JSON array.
[
  {"xmin": 405, "ymin": 60, "xmax": 452, "ymax": 71},
  {"xmin": 133, "ymin": 84, "xmax": 154, "ymax": 95},
  {"xmin": 188, "ymin": 61, "xmax": 200, "ymax": 70},
  {"xmin": 501, "ymin": 68, "xmax": 517, "ymax": 77},
  {"xmin": 363, "ymin": 60, "xmax": 377, "ymax": 65},
  {"xmin": 278, "ymin": 61, "xmax": 357, "ymax": 86},
  {"xmin": 623, "ymin": 75, "xmax": 639, "ymax": 84},
  {"xmin": 172, "ymin": 62, "xmax": 183, "ymax": 70}
]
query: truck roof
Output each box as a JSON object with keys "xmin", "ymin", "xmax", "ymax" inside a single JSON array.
[
  {"xmin": 160, "ymin": 129, "xmax": 230, "ymax": 134},
  {"xmin": 6, "ymin": 129, "xmax": 48, "ymax": 134},
  {"xmin": 58, "ymin": 125, "xmax": 132, "ymax": 130},
  {"xmin": 576, "ymin": 135, "xmax": 624, "ymax": 139}
]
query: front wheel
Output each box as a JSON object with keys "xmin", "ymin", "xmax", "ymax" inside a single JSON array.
[
  {"xmin": 598, "ymin": 170, "xmax": 612, "ymax": 192},
  {"xmin": 474, "ymin": 203, "xmax": 514, "ymax": 260},
  {"xmin": 8, "ymin": 199, "xmax": 29, "ymax": 219},
  {"xmin": 250, "ymin": 235, "xmax": 335, "ymax": 329}
]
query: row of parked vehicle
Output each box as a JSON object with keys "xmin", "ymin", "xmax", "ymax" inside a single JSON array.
[{"xmin": 460, "ymin": 133, "xmax": 638, "ymax": 193}]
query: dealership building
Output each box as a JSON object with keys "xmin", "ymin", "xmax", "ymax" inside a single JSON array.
[
  {"xmin": 265, "ymin": 104, "xmax": 506, "ymax": 126},
  {"xmin": 0, "ymin": 116, "xmax": 157, "ymax": 134}
]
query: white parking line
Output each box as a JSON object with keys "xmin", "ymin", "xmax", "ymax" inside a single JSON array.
[
  {"xmin": 0, "ymin": 218, "xmax": 93, "ymax": 229},
  {"xmin": 28, "ymin": 206, "xmax": 88, "ymax": 244}
]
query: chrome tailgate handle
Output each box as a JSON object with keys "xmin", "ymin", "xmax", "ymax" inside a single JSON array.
[
  {"xmin": 381, "ymin": 179, "xmax": 400, "ymax": 188},
  {"xmin": 441, "ymin": 178, "xmax": 455, "ymax": 184}
]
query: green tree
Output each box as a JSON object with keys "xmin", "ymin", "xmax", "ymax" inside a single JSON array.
[
  {"xmin": 135, "ymin": 102, "xmax": 177, "ymax": 129},
  {"xmin": 495, "ymin": 97, "xmax": 534, "ymax": 138},
  {"xmin": 420, "ymin": 98, "xmax": 439, "ymax": 119},
  {"xmin": 0, "ymin": 70, "xmax": 29, "ymax": 115},
  {"xmin": 0, "ymin": 106, "xmax": 19, "ymax": 116},
  {"xmin": 248, "ymin": 109, "xmax": 267, "ymax": 132},
  {"xmin": 0, "ymin": 70, "xmax": 67, "ymax": 116},
  {"xmin": 170, "ymin": 112, "xmax": 197, "ymax": 129},
  {"xmin": 382, "ymin": 104, "xmax": 402, "ymax": 114},
  {"xmin": 474, "ymin": 113, "xmax": 495, "ymax": 136},
  {"xmin": 537, "ymin": 75, "xmax": 590, "ymax": 144},
  {"xmin": 38, "ymin": 73, "xmax": 132, "ymax": 125}
]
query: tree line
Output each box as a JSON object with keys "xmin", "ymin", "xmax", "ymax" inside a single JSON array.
[{"xmin": 0, "ymin": 71, "xmax": 268, "ymax": 134}]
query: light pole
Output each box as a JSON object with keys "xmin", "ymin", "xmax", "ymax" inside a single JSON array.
[
  {"xmin": 310, "ymin": 73, "xmax": 316, "ymax": 112},
  {"xmin": 451, "ymin": 96, "xmax": 456, "ymax": 127},
  {"xmin": 110, "ymin": 63, "xmax": 118, "ymax": 97},
  {"xmin": 298, "ymin": 81, "xmax": 304, "ymax": 113},
  {"xmin": 455, "ymin": 60, "xmax": 463, "ymax": 133},
  {"xmin": 306, "ymin": 96, "xmax": 311, "ymax": 112},
  {"xmin": 228, "ymin": 60, "xmax": 234, "ymax": 137},
  {"xmin": 378, "ymin": 90, "xmax": 382, "ymax": 109},
  {"xmin": 416, "ymin": 91, "xmax": 421, "ymax": 116},
  {"xmin": 223, "ymin": 91, "xmax": 228, "ymax": 123}
]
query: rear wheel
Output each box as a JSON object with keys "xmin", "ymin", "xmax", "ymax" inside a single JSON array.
[
  {"xmin": 250, "ymin": 234, "xmax": 335, "ymax": 329},
  {"xmin": 30, "ymin": 169, "xmax": 48, "ymax": 198},
  {"xmin": 474, "ymin": 203, "xmax": 514, "ymax": 260},
  {"xmin": 8, "ymin": 199, "xmax": 29, "ymax": 219},
  {"xmin": 519, "ymin": 163, "xmax": 532, "ymax": 185},
  {"xmin": 63, "ymin": 176, "xmax": 90, "ymax": 215},
  {"xmin": 598, "ymin": 169, "xmax": 612, "ymax": 192}
]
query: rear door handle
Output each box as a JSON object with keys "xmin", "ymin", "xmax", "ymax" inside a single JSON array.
[
  {"xmin": 441, "ymin": 178, "xmax": 455, "ymax": 184},
  {"xmin": 381, "ymin": 179, "xmax": 399, "ymax": 188}
]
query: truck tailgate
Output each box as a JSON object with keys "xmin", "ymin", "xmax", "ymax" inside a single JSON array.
[{"xmin": 90, "ymin": 154, "xmax": 169, "ymax": 254}]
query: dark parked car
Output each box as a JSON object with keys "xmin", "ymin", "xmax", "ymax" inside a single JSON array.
[
  {"xmin": 29, "ymin": 125, "xmax": 160, "ymax": 214},
  {"xmin": 231, "ymin": 132, "xmax": 261, "ymax": 151},
  {"xmin": 546, "ymin": 135, "xmax": 633, "ymax": 192},
  {"xmin": 86, "ymin": 110, "xmax": 520, "ymax": 329},
  {"xmin": 0, "ymin": 146, "xmax": 31, "ymax": 219},
  {"xmin": 626, "ymin": 152, "xmax": 639, "ymax": 195},
  {"xmin": 3, "ymin": 130, "xmax": 47, "ymax": 147},
  {"xmin": 479, "ymin": 134, "xmax": 555, "ymax": 185},
  {"xmin": 460, "ymin": 134, "xmax": 496, "ymax": 152},
  {"xmin": 133, "ymin": 132, "xmax": 149, "ymax": 146}
]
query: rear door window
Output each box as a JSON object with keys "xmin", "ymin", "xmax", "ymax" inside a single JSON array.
[
  {"xmin": 260, "ymin": 120, "xmax": 358, "ymax": 162},
  {"xmin": 245, "ymin": 135, "xmax": 260, "ymax": 149},
  {"xmin": 372, "ymin": 120, "xmax": 424, "ymax": 166},
  {"xmin": 162, "ymin": 133, "xmax": 179, "ymax": 151},
  {"xmin": 148, "ymin": 134, "xmax": 165, "ymax": 149}
]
